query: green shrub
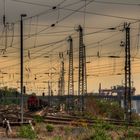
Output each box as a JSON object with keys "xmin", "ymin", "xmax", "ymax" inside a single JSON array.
[
  {"xmin": 101, "ymin": 121, "xmax": 114, "ymax": 130},
  {"xmin": 90, "ymin": 128, "xmax": 111, "ymax": 140},
  {"xmin": 90, "ymin": 120, "xmax": 112, "ymax": 140},
  {"xmin": 127, "ymin": 129, "xmax": 135, "ymax": 138},
  {"xmin": 18, "ymin": 125, "xmax": 37, "ymax": 139},
  {"xmin": 108, "ymin": 103, "xmax": 124, "ymax": 120},
  {"xmin": 46, "ymin": 124, "xmax": 54, "ymax": 132},
  {"xmin": 33, "ymin": 115, "xmax": 43, "ymax": 123},
  {"xmin": 133, "ymin": 120, "xmax": 140, "ymax": 127},
  {"xmin": 94, "ymin": 119, "xmax": 114, "ymax": 130},
  {"xmin": 53, "ymin": 136, "xmax": 62, "ymax": 140},
  {"xmin": 102, "ymin": 101, "xmax": 123, "ymax": 119},
  {"xmin": 86, "ymin": 99, "xmax": 124, "ymax": 120}
]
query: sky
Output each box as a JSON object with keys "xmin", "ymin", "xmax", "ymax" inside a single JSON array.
[{"xmin": 0, "ymin": 0, "xmax": 140, "ymax": 95}]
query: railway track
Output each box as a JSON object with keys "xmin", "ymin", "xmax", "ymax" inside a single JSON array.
[
  {"xmin": 1, "ymin": 109, "xmax": 138, "ymax": 128},
  {"xmin": 43, "ymin": 115, "xmax": 138, "ymax": 127},
  {"xmin": 0, "ymin": 112, "xmax": 139, "ymax": 138},
  {"xmin": 23, "ymin": 109, "xmax": 140, "ymax": 127}
]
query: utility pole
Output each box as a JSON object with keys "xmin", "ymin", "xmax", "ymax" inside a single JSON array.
[
  {"xmin": 61, "ymin": 60, "xmax": 65, "ymax": 95},
  {"xmin": 5, "ymin": 23, "xmax": 7, "ymax": 50},
  {"xmin": 58, "ymin": 78, "xmax": 61, "ymax": 96},
  {"xmin": 20, "ymin": 14, "xmax": 26, "ymax": 123},
  {"xmin": 48, "ymin": 81, "xmax": 51, "ymax": 106},
  {"xmin": 3, "ymin": 1, "xmax": 8, "ymax": 51},
  {"xmin": 123, "ymin": 22, "xmax": 132, "ymax": 122},
  {"xmin": 67, "ymin": 36, "xmax": 74, "ymax": 110},
  {"xmin": 76, "ymin": 25, "xmax": 87, "ymax": 112}
]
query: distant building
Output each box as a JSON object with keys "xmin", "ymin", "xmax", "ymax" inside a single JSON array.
[
  {"xmin": 99, "ymin": 85, "xmax": 135, "ymax": 97},
  {"xmin": 121, "ymin": 96, "xmax": 140, "ymax": 115}
]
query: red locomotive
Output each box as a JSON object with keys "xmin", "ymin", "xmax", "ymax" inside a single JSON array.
[{"xmin": 27, "ymin": 93, "xmax": 48, "ymax": 111}]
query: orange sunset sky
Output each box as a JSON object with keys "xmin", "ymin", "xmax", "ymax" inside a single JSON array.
[{"xmin": 0, "ymin": 0, "xmax": 140, "ymax": 95}]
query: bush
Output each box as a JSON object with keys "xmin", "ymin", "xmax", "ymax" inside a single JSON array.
[
  {"xmin": 132, "ymin": 113, "xmax": 140, "ymax": 121},
  {"xmin": 94, "ymin": 119, "xmax": 114, "ymax": 131},
  {"xmin": 86, "ymin": 99, "xmax": 124, "ymax": 120},
  {"xmin": 89, "ymin": 127, "xmax": 111, "ymax": 140},
  {"xmin": 133, "ymin": 121, "xmax": 140, "ymax": 127},
  {"xmin": 18, "ymin": 125, "xmax": 36, "ymax": 139},
  {"xmin": 53, "ymin": 136, "xmax": 62, "ymax": 140},
  {"xmin": 100, "ymin": 121, "xmax": 114, "ymax": 130},
  {"xmin": 46, "ymin": 124, "xmax": 54, "ymax": 132},
  {"xmin": 108, "ymin": 103, "xmax": 124, "ymax": 120},
  {"xmin": 33, "ymin": 115, "xmax": 43, "ymax": 123},
  {"xmin": 90, "ymin": 120, "xmax": 112, "ymax": 140},
  {"xmin": 127, "ymin": 129, "xmax": 135, "ymax": 138}
]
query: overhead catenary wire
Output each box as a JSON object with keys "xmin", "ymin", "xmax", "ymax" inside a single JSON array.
[
  {"xmin": 5, "ymin": 0, "xmax": 94, "ymax": 50},
  {"xmin": 1, "ymin": 23, "xmax": 139, "ymax": 56},
  {"xmin": 10, "ymin": 0, "xmax": 140, "ymax": 21},
  {"xmin": 6, "ymin": 2, "xmax": 89, "ymax": 48},
  {"xmin": 93, "ymin": 1, "xmax": 140, "ymax": 6},
  {"xmin": 10, "ymin": 0, "xmax": 83, "ymax": 23},
  {"xmin": 25, "ymin": 21, "xmax": 139, "ymax": 50},
  {"xmin": 0, "ymin": 41, "xmax": 67, "ymax": 69},
  {"xmin": 2, "ymin": 25, "xmax": 139, "ymax": 63}
]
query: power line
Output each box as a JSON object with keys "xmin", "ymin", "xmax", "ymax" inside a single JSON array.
[
  {"xmin": 10, "ymin": 0, "xmax": 83, "ymax": 23},
  {"xmin": 0, "ymin": 41, "xmax": 66, "ymax": 69},
  {"xmin": 2, "ymin": 26, "xmax": 139, "ymax": 60},
  {"xmin": 6, "ymin": 0, "xmax": 94, "ymax": 49},
  {"xmin": 93, "ymin": 1, "xmax": 140, "ymax": 6},
  {"xmin": 11, "ymin": 0, "xmax": 140, "ymax": 21},
  {"xmin": 0, "ymin": 29, "xmax": 74, "ymax": 37},
  {"xmin": 85, "ymin": 33, "xmax": 140, "ymax": 51}
]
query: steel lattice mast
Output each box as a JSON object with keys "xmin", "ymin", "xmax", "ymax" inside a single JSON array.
[
  {"xmin": 124, "ymin": 23, "xmax": 132, "ymax": 122},
  {"xmin": 67, "ymin": 36, "xmax": 74, "ymax": 110},
  {"xmin": 77, "ymin": 25, "xmax": 87, "ymax": 112},
  {"xmin": 83, "ymin": 44, "xmax": 87, "ymax": 95},
  {"xmin": 68, "ymin": 36, "xmax": 74, "ymax": 96},
  {"xmin": 58, "ymin": 53, "xmax": 65, "ymax": 96}
]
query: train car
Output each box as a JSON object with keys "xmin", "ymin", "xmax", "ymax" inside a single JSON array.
[
  {"xmin": 27, "ymin": 95, "xmax": 39, "ymax": 111},
  {"xmin": 27, "ymin": 94, "xmax": 48, "ymax": 111}
]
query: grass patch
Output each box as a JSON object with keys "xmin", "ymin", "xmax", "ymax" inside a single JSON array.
[
  {"xmin": 46, "ymin": 124, "xmax": 54, "ymax": 132},
  {"xmin": 53, "ymin": 136, "xmax": 62, "ymax": 140},
  {"xmin": 18, "ymin": 125, "xmax": 37, "ymax": 139},
  {"xmin": 33, "ymin": 115, "xmax": 43, "ymax": 123}
]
